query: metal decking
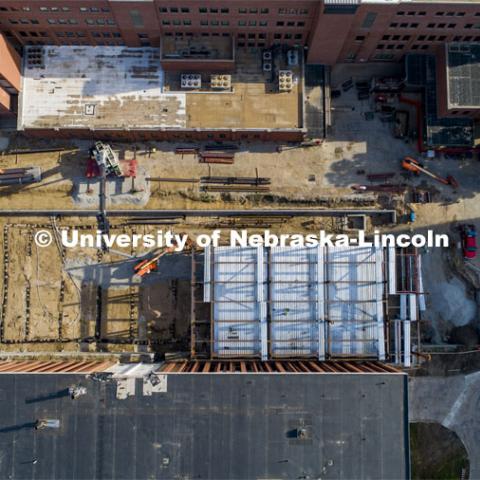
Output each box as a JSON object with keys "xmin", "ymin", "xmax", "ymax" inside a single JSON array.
[{"xmin": 202, "ymin": 246, "xmax": 397, "ymax": 362}]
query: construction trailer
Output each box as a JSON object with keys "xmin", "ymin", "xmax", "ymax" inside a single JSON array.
[{"xmin": 192, "ymin": 245, "xmax": 423, "ymax": 367}]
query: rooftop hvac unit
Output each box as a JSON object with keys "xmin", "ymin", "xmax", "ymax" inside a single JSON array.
[
  {"xmin": 263, "ymin": 61, "xmax": 272, "ymax": 72},
  {"xmin": 210, "ymin": 74, "xmax": 232, "ymax": 90},
  {"xmin": 263, "ymin": 50, "xmax": 272, "ymax": 61},
  {"xmin": 26, "ymin": 47, "xmax": 45, "ymax": 69},
  {"xmin": 180, "ymin": 74, "xmax": 202, "ymax": 89},
  {"xmin": 287, "ymin": 49, "xmax": 299, "ymax": 66},
  {"xmin": 278, "ymin": 70, "xmax": 293, "ymax": 92}
]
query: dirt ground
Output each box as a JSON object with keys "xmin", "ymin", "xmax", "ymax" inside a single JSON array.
[{"xmin": 0, "ymin": 221, "xmax": 193, "ymax": 354}]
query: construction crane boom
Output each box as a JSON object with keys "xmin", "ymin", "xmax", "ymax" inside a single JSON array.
[{"xmin": 402, "ymin": 156, "xmax": 458, "ymax": 188}]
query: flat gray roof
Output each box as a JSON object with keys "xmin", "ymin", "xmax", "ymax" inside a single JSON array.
[
  {"xmin": 0, "ymin": 372, "xmax": 409, "ymax": 480},
  {"xmin": 447, "ymin": 43, "xmax": 480, "ymax": 109}
]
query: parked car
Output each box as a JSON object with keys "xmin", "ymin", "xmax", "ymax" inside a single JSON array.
[{"xmin": 461, "ymin": 224, "xmax": 477, "ymax": 259}]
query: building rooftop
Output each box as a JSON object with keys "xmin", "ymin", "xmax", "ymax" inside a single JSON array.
[
  {"xmin": 405, "ymin": 53, "xmax": 474, "ymax": 148},
  {"xmin": 0, "ymin": 372, "xmax": 409, "ymax": 480},
  {"xmin": 446, "ymin": 43, "xmax": 480, "ymax": 109},
  {"xmin": 19, "ymin": 45, "xmax": 302, "ymax": 132}
]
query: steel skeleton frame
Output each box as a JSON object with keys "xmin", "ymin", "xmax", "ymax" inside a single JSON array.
[{"xmin": 200, "ymin": 246, "xmax": 396, "ymax": 361}]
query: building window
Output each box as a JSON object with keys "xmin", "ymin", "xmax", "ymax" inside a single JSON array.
[
  {"xmin": 199, "ymin": 7, "xmax": 207, "ymax": 13},
  {"xmin": 130, "ymin": 10, "xmax": 144, "ymax": 28},
  {"xmin": 373, "ymin": 53, "xmax": 394, "ymax": 60},
  {"xmin": 361, "ymin": 12, "xmax": 377, "ymax": 29},
  {"xmin": 355, "ymin": 35, "xmax": 366, "ymax": 42},
  {"xmin": 200, "ymin": 20, "xmax": 207, "ymax": 26},
  {"xmin": 261, "ymin": 8, "xmax": 269, "ymax": 14},
  {"xmin": 259, "ymin": 21, "xmax": 267, "ymax": 27}
]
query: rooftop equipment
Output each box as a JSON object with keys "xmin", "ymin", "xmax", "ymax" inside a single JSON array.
[
  {"xmin": 210, "ymin": 74, "xmax": 231, "ymax": 90},
  {"xmin": 181, "ymin": 74, "xmax": 202, "ymax": 89},
  {"xmin": 278, "ymin": 70, "xmax": 294, "ymax": 92}
]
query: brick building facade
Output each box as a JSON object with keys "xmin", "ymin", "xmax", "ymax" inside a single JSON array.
[
  {"xmin": 0, "ymin": 0, "xmax": 478, "ymax": 137},
  {"xmin": 0, "ymin": 1, "xmax": 477, "ymax": 61}
]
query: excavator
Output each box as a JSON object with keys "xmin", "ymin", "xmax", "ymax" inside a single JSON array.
[{"xmin": 401, "ymin": 156, "xmax": 459, "ymax": 188}]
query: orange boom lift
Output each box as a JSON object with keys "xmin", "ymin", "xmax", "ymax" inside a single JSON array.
[{"xmin": 402, "ymin": 156, "xmax": 459, "ymax": 188}]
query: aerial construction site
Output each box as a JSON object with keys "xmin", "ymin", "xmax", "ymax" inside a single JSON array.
[{"xmin": 0, "ymin": 3, "xmax": 480, "ymax": 478}]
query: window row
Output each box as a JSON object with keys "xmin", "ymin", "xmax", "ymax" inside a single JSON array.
[
  {"xmin": 396, "ymin": 10, "xmax": 467, "ymax": 17},
  {"xmin": 161, "ymin": 19, "xmax": 306, "ymax": 27},
  {"xmin": 0, "ymin": 6, "xmax": 110, "ymax": 12},
  {"xmin": 8, "ymin": 17, "xmax": 115, "ymax": 25},
  {"xmin": 158, "ymin": 6, "xmax": 308, "ymax": 15}
]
